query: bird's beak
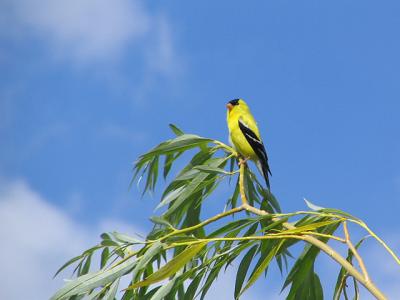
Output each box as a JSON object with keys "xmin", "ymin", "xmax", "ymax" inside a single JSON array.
[{"xmin": 226, "ymin": 103, "xmax": 233, "ymax": 111}]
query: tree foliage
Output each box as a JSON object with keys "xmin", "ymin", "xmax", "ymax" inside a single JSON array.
[{"xmin": 52, "ymin": 125, "xmax": 399, "ymax": 300}]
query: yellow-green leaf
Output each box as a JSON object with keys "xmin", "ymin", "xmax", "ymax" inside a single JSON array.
[
  {"xmin": 285, "ymin": 219, "xmax": 341, "ymax": 234},
  {"xmin": 127, "ymin": 242, "xmax": 207, "ymax": 289}
]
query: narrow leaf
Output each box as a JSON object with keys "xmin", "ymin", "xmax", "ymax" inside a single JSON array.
[
  {"xmin": 103, "ymin": 279, "xmax": 120, "ymax": 300},
  {"xmin": 240, "ymin": 241, "xmax": 283, "ymax": 296},
  {"xmin": 234, "ymin": 245, "xmax": 258, "ymax": 299},
  {"xmin": 127, "ymin": 242, "xmax": 206, "ymax": 289},
  {"xmin": 288, "ymin": 219, "xmax": 341, "ymax": 234},
  {"xmin": 169, "ymin": 124, "xmax": 184, "ymax": 136},
  {"xmin": 50, "ymin": 255, "xmax": 137, "ymax": 300},
  {"xmin": 193, "ymin": 165, "xmax": 231, "ymax": 175},
  {"xmin": 304, "ymin": 198, "xmax": 325, "ymax": 211}
]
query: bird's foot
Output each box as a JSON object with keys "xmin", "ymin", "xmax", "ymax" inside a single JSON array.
[{"xmin": 238, "ymin": 157, "xmax": 250, "ymax": 166}]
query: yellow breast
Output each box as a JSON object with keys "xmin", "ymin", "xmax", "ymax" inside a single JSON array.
[{"xmin": 227, "ymin": 104, "xmax": 260, "ymax": 159}]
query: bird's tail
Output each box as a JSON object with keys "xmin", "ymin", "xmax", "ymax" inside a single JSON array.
[{"xmin": 256, "ymin": 160, "xmax": 271, "ymax": 190}]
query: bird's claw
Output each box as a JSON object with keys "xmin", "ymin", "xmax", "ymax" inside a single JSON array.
[{"xmin": 238, "ymin": 157, "xmax": 250, "ymax": 166}]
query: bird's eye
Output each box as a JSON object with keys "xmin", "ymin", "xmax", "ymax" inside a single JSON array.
[{"xmin": 228, "ymin": 99, "xmax": 240, "ymax": 106}]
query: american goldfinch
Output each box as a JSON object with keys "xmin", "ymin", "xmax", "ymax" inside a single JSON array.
[{"xmin": 226, "ymin": 99, "xmax": 272, "ymax": 189}]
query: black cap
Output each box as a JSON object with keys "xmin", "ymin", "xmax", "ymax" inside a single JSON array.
[{"xmin": 228, "ymin": 99, "xmax": 240, "ymax": 106}]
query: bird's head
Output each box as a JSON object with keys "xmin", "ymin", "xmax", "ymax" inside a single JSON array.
[{"xmin": 226, "ymin": 98, "xmax": 248, "ymax": 112}]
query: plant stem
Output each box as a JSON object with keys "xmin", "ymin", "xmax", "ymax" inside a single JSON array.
[
  {"xmin": 348, "ymin": 219, "xmax": 400, "ymax": 265},
  {"xmin": 160, "ymin": 206, "xmax": 244, "ymax": 241},
  {"xmin": 214, "ymin": 141, "xmax": 238, "ymax": 156},
  {"xmin": 238, "ymin": 163, "xmax": 387, "ymax": 300},
  {"xmin": 239, "ymin": 158, "xmax": 248, "ymax": 205},
  {"xmin": 343, "ymin": 221, "xmax": 370, "ymax": 282},
  {"xmin": 168, "ymin": 234, "xmax": 307, "ymax": 248}
]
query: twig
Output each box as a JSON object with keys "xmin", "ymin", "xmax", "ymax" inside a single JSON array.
[
  {"xmin": 348, "ymin": 219, "xmax": 400, "ymax": 266},
  {"xmin": 160, "ymin": 206, "xmax": 244, "ymax": 241},
  {"xmin": 343, "ymin": 221, "xmax": 370, "ymax": 282},
  {"xmin": 167, "ymin": 234, "xmax": 308, "ymax": 248},
  {"xmin": 239, "ymin": 158, "xmax": 248, "ymax": 205},
  {"xmin": 237, "ymin": 162, "xmax": 386, "ymax": 300}
]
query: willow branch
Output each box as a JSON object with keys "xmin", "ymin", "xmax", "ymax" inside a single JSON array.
[
  {"xmin": 167, "ymin": 234, "xmax": 307, "ymax": 248},
  {"xmin": 237, "ymin": 162, "xmax": 387, "ymax": 300},
  {"xmin": 239, "ymin": 158, "xmax": 248, "ymax": 205},
  {"xmin": 343, "ymin": 221, "xmax": 370, "ymax": 282},
  {"xmin": 160, "ymin": 206, "xmax": 244, "ymax": 241},
  {"xmin": 348, "ymin": 219, "xmax": 400, "ymax": 266},
  {"xmin": 274, "ymin": 209, "xmax": 400, "ymax": 266}
]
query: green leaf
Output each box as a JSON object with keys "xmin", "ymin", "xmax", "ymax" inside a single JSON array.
[
  {"xmin": 80, "ymin": 254, "xmax": 92, "ymax": 275},
  {"xmin": 181, "ymin": 197, "xmax": 205, "ymax": 238},
  {"xmin": 53, "ymin": 254, "xmax": 84, "ymax": 278},
  {"xmin": 243, "ymin": 168, "xmax": 259, "ymax": 206},
  {"xmin": 208, "ymin": 218, "xmax": 256, "ymax": 238},
  {"xmin": 227, "ymin": 177, "xmax": 240, "ymax": 209},
  {"xmin": 50, "ymin": 255, "xmax": 138, "ymax": 300},
  {"xmin": 142, "ymin": 156, "xmax": 159, "ymax": 194},
  {"xmin": 174, "ymin": 169, "xmax": 201, "ymax": 181},
  {"xmin": 334, "ymin": 236, "xmax": 369, "ymax": 300},
  {"xmin": 234, "ymin": 245, "xmax": 258, "ymax": 299},
  {"xmin": 169, "ymin": 124, "xmax": 184, "ymax": 136},
  {"xmin": 288, "ymin": 219, "xmax": 341, "ymax": 234},
  {"xmin": 128, "ymin": 242, "xmax": 207, "ymax": 289},
  {"xmin": 264, "ymin": 190, "xmax": 281, "ymax": 213},
  {"xmin": 199, "ymin": 259, "xmax": 226, "ymax": 300},
  {"xmin": 101, "ymin": 233, "xmax": 112, "ymax": 240},
  {"xmin": 149, "ymin": 274, "xmax": 179, "ymax": 300},
  {"xmin": 260, "ymin": 217, "xmax": 288, "ymax": 232},
  {"xmin": 228, "ymin": 157, "xmax": 236, "ymax": 183},
  {"xmin": 193, "ymin": 165, "xmax": 231, "ymax": 175},
  {"xmin": 103, "ymin": 279, "xmax": 120, "ymax": 300},
  {"xmin": 312, "ymin": 272, "xmax": 324, "ymax": 300},
  {"xmin": 320, "ymin": 208, "xmax": 360, "ymax": 221},
  {"xmin": 141, "ymin": 134, "xmax": 213, "ymax": 160},
  {"xmin": 286, "ymin": 268, "xmax": 323, "ymax": 300},
  {"xmin": 163, "ymin": 153, "xmax": 175, "ymax": 179},
  {"xmin": 240, "ymin": 241, "xmax": 283, "ymax": 297},
  {"xmin": 131, "ymin": 242, "xmax": 164, "ymax": 280},
  {"xmin": 164, "ymin": 158, "xmax": 227, "ymax": 217},
  {"xmin": 132, "ymin": 134, "xmax": 213, "ymax": 191},
  {"xmin": 100, "ymin": 247, "xmax": 109, "ymax": 269},
  {"xmin": 156, "ymin": 186, "xmax": 186, "ymax": 210},
  {"xmin": 282, "ymin": 222, "xmax": 340, "ymax": 296},
  {"xmin": 101, "ymin": 239, "xmax": 119, "ymax": 247},
  {"xmin": 111, "ymin": 232, "xmax": 144, "ymax": 244},
  {"xmin": 185, "ymin": 270, "xmax": 205, "ymax": 299},
  {"xmin": 149, "ymin": 216, "xmax": 174, "ymax": 228},
  {"xmin": 223, "ymin": 242, "xmax": 257, "ymax": 271}
]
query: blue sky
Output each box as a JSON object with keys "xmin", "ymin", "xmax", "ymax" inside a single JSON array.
[{"xmin": 1, "ymin": 1, "xmax": 399, "ymax": 299}]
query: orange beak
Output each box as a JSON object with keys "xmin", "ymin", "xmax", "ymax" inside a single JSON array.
[{"xmin": 226, "ymin": 103, "xmax": 233, "ymax": 111}]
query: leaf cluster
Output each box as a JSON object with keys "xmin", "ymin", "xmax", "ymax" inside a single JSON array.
[{"xmin": 51, "ymin": 125, "xmax": 399, "ymax": 300}]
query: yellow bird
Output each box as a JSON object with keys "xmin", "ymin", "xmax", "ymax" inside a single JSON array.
[{"xmin": 226, "ymin": 99, "xmax": 271, "ymax": 189}]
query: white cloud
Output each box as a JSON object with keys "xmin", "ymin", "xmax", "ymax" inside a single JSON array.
[
  {"xmin": 1, "ymin": 0, "xmax": 179, "ymax": 73},
  {"xmin": 146, "ymin": 16, "xmax": 179, "ymax": 76},
  {"xmin": 0, "ymin": 177, "xmax": 282, "ymax": 300},
  {"xmin": 0, "ymin": 179, "xmax": 140, "ymax": 300}
]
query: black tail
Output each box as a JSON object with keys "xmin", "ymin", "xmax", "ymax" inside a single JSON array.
[
  {"xmin": 260, "ymin": 160, "xmax": 271, "ymax": 190},
  {"xmin": 237, "ymin": 119, "xmax": 272, "ymax": 189}
]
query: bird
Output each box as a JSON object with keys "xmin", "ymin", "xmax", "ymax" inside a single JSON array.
[{"xmin": 226, "ymin": 98, "xmax": 271, "ymax": 189}]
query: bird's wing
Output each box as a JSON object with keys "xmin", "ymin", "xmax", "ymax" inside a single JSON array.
[{"xmin": 238, "ymin": 118, "xmax": 272, "ymax": 188}]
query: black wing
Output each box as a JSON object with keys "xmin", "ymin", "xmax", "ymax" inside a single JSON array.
[{"xmin": 238, "ymin": 119, "xmax": 272, "ymax": 189}]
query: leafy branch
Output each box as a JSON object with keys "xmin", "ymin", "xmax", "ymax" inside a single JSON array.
[{"xmin": 51, "ymin": 124, "xmax": 399, "ymax": 300}]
